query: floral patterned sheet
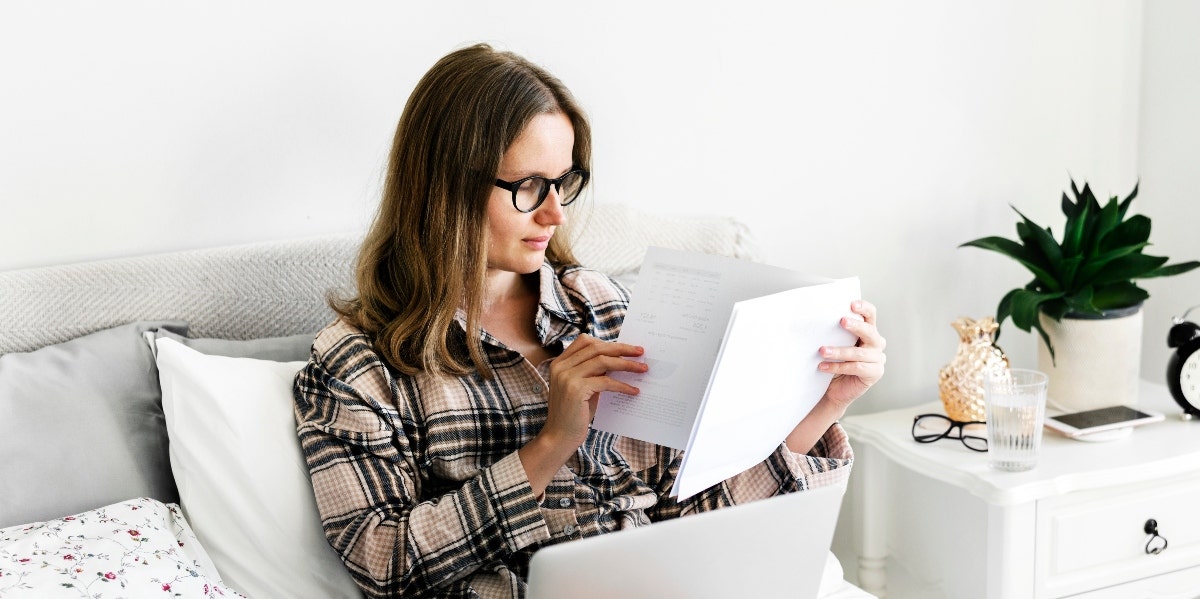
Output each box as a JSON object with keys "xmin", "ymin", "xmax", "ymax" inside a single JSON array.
[{"xmin": 0, "ymin": 497, "xmax": 244, "ymax": 598}]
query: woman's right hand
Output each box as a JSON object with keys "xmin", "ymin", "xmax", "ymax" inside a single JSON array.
[{"xmin": 519, "ymin": 334, "xmax": 646, "ymax": 495}]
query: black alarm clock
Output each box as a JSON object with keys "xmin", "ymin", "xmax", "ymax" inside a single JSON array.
[{"xmin": 1167, "ymin": 305, "xmax": 1200, "ymax": 418}]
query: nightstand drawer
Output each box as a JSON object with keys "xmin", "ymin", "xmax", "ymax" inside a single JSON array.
[{"xmin": 1036, "ymin": 473, "xmax": 1200, "ymax": 598}]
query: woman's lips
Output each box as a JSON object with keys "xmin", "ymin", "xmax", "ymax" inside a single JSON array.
[{"xmin": 524, "ymin": 236, "xmax": 550, "ymax": 250}]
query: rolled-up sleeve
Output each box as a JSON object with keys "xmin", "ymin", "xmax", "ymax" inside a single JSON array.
[{"xmin": 643, "ymin": 423, "xmax": 853, "ymax": 521}]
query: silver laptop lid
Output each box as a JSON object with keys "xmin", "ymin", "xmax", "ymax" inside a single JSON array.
[{"xmin": 526, "ymin": 483, "xmax": 846, "ymax": 599}]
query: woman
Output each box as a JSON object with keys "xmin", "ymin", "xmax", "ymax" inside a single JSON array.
[{"xmin": 294, "ymin": 43, "xmax": 886, "ymax": 599}]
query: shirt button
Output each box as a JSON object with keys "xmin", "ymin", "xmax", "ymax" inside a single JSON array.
[
  {"xmin": 533, "ymin": 385, "xmax": 544, "ymax": 394},
  {"xmin": 563, "ymin": 524, "xmax": 576, "ymax": 536},
  {"xmin": 559, "ymin": 497, "xmax": 572, "ymax": 508}
]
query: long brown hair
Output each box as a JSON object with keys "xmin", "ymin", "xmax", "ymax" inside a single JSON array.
[{"xmin": 333, "ymin": 43, "xmax": 592, "ymax": 377}]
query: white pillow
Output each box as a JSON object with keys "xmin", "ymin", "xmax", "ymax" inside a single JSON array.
[
  {"xmin": 0, "ymin": 497, "xmax": 242, "ymax": 598},
  {"xmin": 154, "ymin": 337, "xmax": 362, "ymax": 599}
]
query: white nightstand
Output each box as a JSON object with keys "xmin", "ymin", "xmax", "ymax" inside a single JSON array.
[{"xmin": 832, "ymin": 380, "xmax": 1200, "ymax": 599}]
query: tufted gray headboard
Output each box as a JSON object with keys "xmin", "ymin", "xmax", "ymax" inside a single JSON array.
[{"xmin": 0, "ymin": 204, "xmax": 762, "ymax": 355}]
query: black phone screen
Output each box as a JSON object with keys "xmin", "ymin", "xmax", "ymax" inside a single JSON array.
[{"xmin": 1051, "ymin": 405, "xmax": 1153, "ymax": 429}]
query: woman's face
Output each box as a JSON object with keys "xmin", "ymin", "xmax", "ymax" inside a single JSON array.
[{"xmin": 486, "ymin": 111, "xmax": 575, "ymax": 276}]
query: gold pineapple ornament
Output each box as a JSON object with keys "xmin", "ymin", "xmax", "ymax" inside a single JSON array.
[{"xmin": 938, "ymin": 317, "xmax": 1011, "ymax": 422}]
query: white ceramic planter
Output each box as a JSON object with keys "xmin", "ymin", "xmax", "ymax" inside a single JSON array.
[{"xmin": 1036, "ymin": 306, "xmax": 1142, "ymax": 414}]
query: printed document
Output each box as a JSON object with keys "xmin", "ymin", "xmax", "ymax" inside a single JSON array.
[{"xmin": 591, "ymin": 247, "xmax": 860, "ymax": 499}]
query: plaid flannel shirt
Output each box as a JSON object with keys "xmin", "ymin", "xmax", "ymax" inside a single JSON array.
[{"xmin": 293, "ymin": 261, "xmax": 853, "ymax": 599}]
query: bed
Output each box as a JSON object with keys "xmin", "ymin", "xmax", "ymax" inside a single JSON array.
[{"xmin": 0, "ymin": 203, "xmax": 872, "ymax": 598}]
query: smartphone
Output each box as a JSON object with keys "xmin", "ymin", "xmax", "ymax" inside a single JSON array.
[{"xmin": 1043, "ymin": 405, "xmax": 1164, "ymax": 438}]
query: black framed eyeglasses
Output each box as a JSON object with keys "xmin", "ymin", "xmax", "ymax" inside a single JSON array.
[
  {"xmin": 494, "ymin": 168, "xmax": 589, "ymax": 213},
  {"xmin": 911, "ymin": 413, "xmax": 988, "ymax": 452}
]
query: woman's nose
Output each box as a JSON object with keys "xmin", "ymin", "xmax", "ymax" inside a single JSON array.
[{"xmin": 535, "ymin": 186, "xmax": 567, "ymax": 224}]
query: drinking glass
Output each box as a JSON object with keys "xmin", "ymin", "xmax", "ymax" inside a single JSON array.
[{"xmin": 984, "ymin": 369, "xmax": 1049, "ymax": 471}]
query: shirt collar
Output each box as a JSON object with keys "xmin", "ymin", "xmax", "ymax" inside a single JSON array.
[
  {"xmin": 453, "ymin": 261, "xmax": 584, "ymax": 348},
  {"xmin": 533, "ymin": 260, "xmax": 583, "ymax": 347},
  {"xmin": 535, "ymin": 260, "xmax": 582, "ymax": 323}
]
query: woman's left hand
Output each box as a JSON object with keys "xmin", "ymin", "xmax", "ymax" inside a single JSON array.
[{"xmin": 818, "ymin": 299, "xmax": 886, "ymax": 411}]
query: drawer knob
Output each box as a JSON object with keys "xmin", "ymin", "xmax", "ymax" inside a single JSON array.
[{"xmin": 1144, "ymin": 519, "xmax": 1169, "ymax": 555}]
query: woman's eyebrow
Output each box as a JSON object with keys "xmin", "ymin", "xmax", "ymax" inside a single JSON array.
[{"xmin": 501, "ymin": 165, "xmax": 575, "ymax": 179}]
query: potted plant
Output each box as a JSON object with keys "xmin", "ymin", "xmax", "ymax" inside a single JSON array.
[{"xmin": 961, "ymin": 179, "xmax": 1200, "ymax": 412}]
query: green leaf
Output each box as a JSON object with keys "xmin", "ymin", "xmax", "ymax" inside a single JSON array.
[
  {"xmin": 960, "ymin": 235, "xmax": 1027, "ymax": 259},
  {"xmin": 1136, "ymin": 260, "xmax": 1200, "ymax": 279},
  {"xmin": 1090, "ymin": 254, "xmax": 1170, "ymax": 286},
  {"xmin": 1063, "ymin": 286, "xmax": 1098, "ymax": 315},
  {"xmin": 1015, "ymin": 221, "xmax": 1035, "ymax": 252},
  {"xmin": 1118, "ymin": 181, "xmax": 1138, "ymax": 220},
  {"xmin": 960, "ymin": 236, "xmax": 1061, "ymax": 291},
  {"xmin": 1061, "ymin": 192, "xmax": 1080, "ymax": 219},
  {"xmin": 1013, "ymin": 207, "xmax": 1062, "ymax": 266},
  {"xmin": 1100, "ymin": 215, "xmax": 1151, "ymax": 252},
  {"xmin": 1042, "ymin": 298, "xmax": 1071, "ymax": 321},
  {"xmin": 1082, "ymin": 182, "xmax": 1102, "ymax": 212},
  {"xmin": 1075, "ymin": 193, "xmax": 1108, "ymax": 261},
  {"xmin": 1062, "ymin": 195, "xmax": 1091, "ymax": 257},
  {"xmin": 1015, "ymin": 221, "xmax": 1053, "ymax": 277},
  {"xmin": 1008, "ymin": 288, "xmax": 1065, "ymax": 332},
  {"xmin": 1091, "ymin": 282, "xmax": 1149, "ymax": 310},
  {"xmin": 1089, "ymin": 198, "xmax": 1121, "ymax": 257},
  {"xmin": 1059, "ymin": 255, "xmax": 1083, "ymax": 289},
  {"xmin": 1033, "ymin": 319, "xmax": 1056, "ymax": 363},
  {"xmin": 1033, "ymin": 295, "xmax": 1071, "ymax": 363},
  {"xmin": 994, "ymin": 288, "xmax": 1020, "ymax": 343},
  {"xmin": 1097, "ymin": 242, "xmax": 1150, "ymax": 262},
  {"xmin": 1073, "ymin": 243, "xmax": 1151, "ymax": 287}
]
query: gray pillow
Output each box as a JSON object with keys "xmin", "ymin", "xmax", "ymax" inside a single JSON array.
[
  {"xmin": 155, "ymin": 330, "xmax": 314, "ymax": 362},
  {"xmin": 0, "ymin": 321, "xmax": 188, "ymax": 528}
]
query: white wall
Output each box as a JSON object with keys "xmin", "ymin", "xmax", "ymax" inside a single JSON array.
[
  {"xmin": 1, "ymin": 1, "xmax": 1155, "ymax": 414},
  {"xmin": 1138, "ymin": 0, "xmax": 1200, "ymax": 393}
]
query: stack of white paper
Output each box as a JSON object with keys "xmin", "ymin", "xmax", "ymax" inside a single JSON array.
[{"xmin": 592, "ymin": 247, "xmax": 860, "ymax": 499}]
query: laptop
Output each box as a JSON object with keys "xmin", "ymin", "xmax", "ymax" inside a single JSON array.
[{"xmin": 526, "ymin": 483, "xmax": 846, "ymax": 599}]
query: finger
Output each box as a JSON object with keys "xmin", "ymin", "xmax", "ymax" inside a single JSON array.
[
  {"xmin": 820, "ymin": 345, "xmax": 886, "ymax": 364},
  {"xmin": 819, "ymin": 359, "xmax": 885, "ymax": 380},
  {"xmin": 559, "ymin": 334, "xmax": 645, "ymax": 359},
  {"xmin": 596, "ymin": 375, "xmax": 641, "ymax": 397},
  {"xmin": 852, "ymin": 300, "xmax": 878, "ymax": 325},
  {"xmin": 600, "ymin": 355, "xmax": 651, "ymax": 375},
  {"xmin": 556, "ymin": 333, "xmax": 598, "ymax": 360},
  {"xmin": 841, "ymin": 316, "xmax": 886, "ymax": 350},
  {"xmin": 561, "ymin": 354, "xmax": 650, "ymax": 379},
  {"xmin": 550, "ymin": 353, "xmax": 647, "ymax": 403},
  {"xmin": 558, "ymin": 373, "xmax": 642, "ymax": 401},
  {"xmin": 554, "ymin": 337, "xmax": 645, "ymax": 370}
]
